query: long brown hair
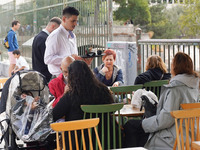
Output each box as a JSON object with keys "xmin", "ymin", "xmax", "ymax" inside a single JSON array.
[
  {"xmin": 145, "ymin": 55, "xmax": 167, "ymax": 73},
  {"xmin": 171, "ymin": 52, "xmax": 198, "ymax": 77}
]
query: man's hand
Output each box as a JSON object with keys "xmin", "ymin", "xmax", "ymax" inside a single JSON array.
[
  {"xmin": 82, "ymin": 58, "xmax": 94, "ymax": 66},
  {"xmin": 64, "ymin": 85, "xmax": 69, "ymax": 94}
]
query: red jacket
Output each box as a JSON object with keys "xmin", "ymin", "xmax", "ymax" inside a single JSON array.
[{"xmin": 48, "ymin": 73, "xmax": 66, "ymax": 107}]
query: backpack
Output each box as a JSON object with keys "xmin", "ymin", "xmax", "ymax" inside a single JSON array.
[
  {"xmin": 3, "ymin": 36, "xmax": 9, "ymax": 49},
  {"xmin": 3, "ymin": 32, "xmax": 15, "ymax": 49}
]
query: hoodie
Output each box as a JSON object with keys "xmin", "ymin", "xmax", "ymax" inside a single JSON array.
[{"xmin": 134, "ymin": 68, "xmax": 171, "ymax": 85}]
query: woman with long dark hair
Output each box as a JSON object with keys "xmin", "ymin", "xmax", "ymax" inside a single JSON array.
[
  {"xmin": 53, "ymin": 60, "xmax": 113, "ymax": 122},
  {"xmin": 52, "ymin": 60, "xmax": 114, "ymax": 150}
]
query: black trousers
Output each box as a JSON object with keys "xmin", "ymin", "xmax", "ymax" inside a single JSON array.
[{"xmin": 123, "ymin": 119, "xmax": 149, "ymax": 148}]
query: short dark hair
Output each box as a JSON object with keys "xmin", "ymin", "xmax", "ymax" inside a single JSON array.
[
  {"xmin": 49, "ymin": 17, "xmax": 62, "ymax": 25},
  {"xmin": 12, "ymin": 50, "xmax": 21, "ymax": 55},
  {"xmin": 62, "ymin": 6, "xmax": 79, "ymax": 17},
  {"xmin": 12, "ymin": 20, "xmax": 20, "ymax": 27}
]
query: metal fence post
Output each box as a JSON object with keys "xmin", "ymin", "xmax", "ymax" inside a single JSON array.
[
  {"xmin": 108, "ymin": 0, "xmax": 113, "ymax": 41},
  {"xmin": 136, "ymin": 28, "xmax": 142, "ymax": 75},
  {"xmin": 33, "ymin": 0, "xmax": 37, "ymax": 35}
]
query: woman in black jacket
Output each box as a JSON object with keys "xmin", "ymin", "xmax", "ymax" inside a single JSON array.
[
  {"xmin": 134, "ymin": 55, "xmax": 171, "ymax": 85},
  {"xmin": 53, "ymin": 60, "xmax": 113, "ymax": 122},
  {"xmin": 52, "ymin": 60, "xmax": 114, "ymax": 149}
]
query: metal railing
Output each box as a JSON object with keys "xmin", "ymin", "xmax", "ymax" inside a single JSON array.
[
  {"xmin": 137, "ymin": 39, "xmax": 200, "ymax": 74},
  {"xmin": 0, "ymin": 0, "xmax": 112, "ymax": 69}
]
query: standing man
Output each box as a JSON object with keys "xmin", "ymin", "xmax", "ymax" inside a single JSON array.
[
  {"xmin": 44, "ymin": 6, "xmax": 79, "ymax": 77},
  {"xmin": 32, "ymin": 17, "xmax": 62, "ymax": 82},
  {"xmin": 7, "ymin": 20, "xmax": 21, "ymax": 77}
]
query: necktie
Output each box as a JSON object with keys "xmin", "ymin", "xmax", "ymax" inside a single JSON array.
[{"xmin": 69, "ymin": 31, "xmax": 74, "ymax": 38}]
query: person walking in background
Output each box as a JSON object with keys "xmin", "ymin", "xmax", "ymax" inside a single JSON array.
[
  {"xmin": 44, "ymin": 6, "xmax": 79, "ymax": 77},
  {"xmin": 134, "ymin": 55, "xmax": 171, "ymax": 85},
  {"xmin": 49, "ymin": 56, "xmax": 75, "ymax": 107},
  {"xmin": 12, "ymin": 50, "xmax": 29, "ymax": 74},
  {"xmin": 7, "ymin": 20, "xmax": 21, "ymax": 77},
  {"xmin": 32, "ymin": 17, "xmax": 61, "ymax": 82},
  {"xmin": 93, "ymin": 49, "xmax": 123, "ymax": 87}
]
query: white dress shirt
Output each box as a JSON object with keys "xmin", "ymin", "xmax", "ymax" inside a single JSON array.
[
  {"xmin": 44, "ymin": 24, "xmax": 78, "ymax": 76},
  {"xmin": 42, "ymin": 28, "xmax": 50, "ymax": 35}
]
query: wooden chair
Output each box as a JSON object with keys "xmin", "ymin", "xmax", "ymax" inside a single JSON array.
[
  {"xmin": 181, "ymin": 103, "xmax": 200, "ymax": 110},
  {"xmin": 110, "ymin": 84, "xmax": 143, "ymax": 103},
  {"xmin": 170, "ymin": 108, "xmax": 200, "ymax": 150},
  {"xmin": 81, "ymin": 103, "xmax": 124, "ymax": 149},
  {"xmin": 0, "ymin": 78, "xmax": 8, "ymax": 92},
  {"xmin": 50, "ymin": 118, "xmax": 102, "ymax": 150},
  {"xmin": 172, "ymin": 103, "xmax": 200, "ymax": 149},
  {"xmin": 143, "ymin": 80, "xmax": 169, "ymax": 99}
]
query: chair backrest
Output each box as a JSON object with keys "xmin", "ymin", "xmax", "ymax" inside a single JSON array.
[
  {"xmin": 0, "ymin": 78, "xmax": 8, "ymax": 90},
  {"xmin": 172, "ymin": 103, "xmax": 200, "ymax": 149},
  {"xmin": 181, "ymin": 103, "xmax": 200, "ymax": 110},
  {"xmin": 170, "ymin": 108, "xmax": 200, "ymax": 150},
  {"xmin": 110, "ymin": 85, "xmax": 143, "ymax": 103},
  {"xmin": 143, "ymin": 80, "xmax": 169, "ymax": 99},
  {"xmin": 50, "ymin": 118, "xmax": 102, "ymax": 150},
  {"xmin": 81, "ymin": 103, "xmax": 124, "ymax": 149}
]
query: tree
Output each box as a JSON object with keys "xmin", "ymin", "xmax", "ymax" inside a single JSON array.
[
  {"xmin": 114, "ymin": 0, "xmax": 151, "ymax": 26},
  {"xmin": 147, "ymin": 4, "xmax": 183, "ymax": 39},
  {"xmin": 179, "ymin": 0, "xmax": 200, "ymax": 38}
]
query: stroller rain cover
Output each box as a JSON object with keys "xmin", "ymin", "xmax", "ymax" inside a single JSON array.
[{"xmin": 4, "ymin": 71, "xmax": 54, "ymax": 142}]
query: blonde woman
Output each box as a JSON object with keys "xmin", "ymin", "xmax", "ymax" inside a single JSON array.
[{"xmin": 134, "ymin": 55, "xmax": 171, "ymax": 84}]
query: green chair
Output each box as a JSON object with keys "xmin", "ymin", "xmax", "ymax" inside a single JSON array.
[
  {"xmin": 143, "ymin": 80, "xmax": 169, "ymax": 99},
  {"xmin": 81, "ymin": 103, "xmax": 124, "ymax": 149},
  {"xmin": 110, "ymin": 85, "xmax": 143, "ymax": 104}
]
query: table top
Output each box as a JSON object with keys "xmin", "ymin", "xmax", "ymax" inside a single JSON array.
[
  {"xmin": 115, "ymin": 104, "xmax": 144, "ymax": 117},
  {"xmin": 113, "ymin": 147, "xmax": 147, "ymax": 150},
  {"xmin": 192, "ymin": 141, "xmax": 200, "ymax": 150}
]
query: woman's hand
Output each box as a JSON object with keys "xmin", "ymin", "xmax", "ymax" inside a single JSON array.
[
  {"xmin": 112, "ymin": 82, "xmax": 119, "ymax": 87},
  {"xmin": 101, "ymin": 66, "xmax": 109, "ymax": 74}
]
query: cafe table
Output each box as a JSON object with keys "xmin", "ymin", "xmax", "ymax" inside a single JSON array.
[
  {"xmin": 115, "ymin": 104, "xmax": 144, "ymax": 117},
  {"xmin": 192, "ymin": 141, "xmax": 200, "ymax": 150}
]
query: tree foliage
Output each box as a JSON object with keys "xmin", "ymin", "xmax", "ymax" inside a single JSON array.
[
  {"xmin": 114, "ymin": 0, "xmax": 151, "ymax": 26},
  {"xmin": 179, "ymin": 0, "xmax": 200, "ymax": 38},
  {"xmin": 147, "ymin": 4, "xmax": 183, "ymax": 39}
]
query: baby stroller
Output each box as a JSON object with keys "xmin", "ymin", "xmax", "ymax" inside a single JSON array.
[{"xmin": 0, "ymin": 70, "xmax": 55, "ymax": 150}]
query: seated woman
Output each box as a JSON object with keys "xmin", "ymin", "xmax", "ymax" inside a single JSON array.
[
  {"xmin": 124, "ymin": 52, "xmax": 199, "ymax": 149},
  {"xmin": 93, "ymin": 49, "xmax": 123, "ymax": 87},
  {"xmin": 134, "ymin": 55, "xmax": 171, "ymax": 85},
  {"xmin": 52, "ymin": 60, "xmax": 116, "ymax": 149},
  {"xmin": 53, "ymin": 60, "xmax": 113, "ymax": 121}
]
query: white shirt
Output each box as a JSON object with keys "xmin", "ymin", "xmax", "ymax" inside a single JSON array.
[
  {"xmin": 16, "ymin": 56, "xmax": 30, "ymax": 70},
  {"xmin": 42, "ymin": 29, "xmax": 50, "ymax": 35},
  {"xmin": 44, "ymin": 24, "xmax": 78, "ymax": 76}
]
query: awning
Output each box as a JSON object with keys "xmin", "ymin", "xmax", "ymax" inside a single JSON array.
[{"xmin": 22, "ymin": 37, "xmax": 34, "ymax": 47}]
